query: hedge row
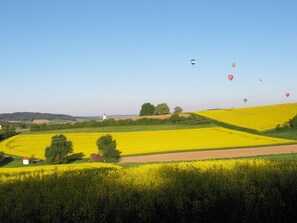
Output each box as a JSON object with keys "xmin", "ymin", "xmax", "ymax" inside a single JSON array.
[{"xmin": 30, "ymin": 114, "xmax": 210, "ymax": 132}]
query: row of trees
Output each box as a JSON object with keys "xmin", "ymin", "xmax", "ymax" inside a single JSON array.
[
  {"xmin": 276, "ymin": 115, "xmax": 297, "ymax": 130},
  {"xmin": 45, "ymin": 134, "xmax": 121, "ymax": 164},
  {"xmin": 30, "ymin": 113, "xmax": 203, "ymax": 132},
  {"xmin": 289, "ymin": 115, "xmax": 297, "ymax": 128},
  {"xmin": 0, "ymin": 125, "xmax": 17, "ymax": 163},
  {"xmin": 0, "ymin": 125, "xmax": 17, "ymax": 142},
  {"xmin": 139, "ymin": 102, "xmax": 183, "ymax": 116}
]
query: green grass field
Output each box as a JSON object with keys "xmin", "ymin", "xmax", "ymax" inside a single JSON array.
[{"xmin": 263, "ymin": 129, "xmax": 297, "ymax": 140}]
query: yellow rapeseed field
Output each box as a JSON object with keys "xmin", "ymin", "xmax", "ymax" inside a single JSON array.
[
  {"xmin": 196, "ymin": 103, "xmax": 297, "ymax": 131},
  {"xmin": 0, "ymin": 159, "xmax": 272, "ymax": 183},
  {"xmin": 118, "ymin": 159, "xmax": 273, "ymax": 186},
  {"xmin": 0, "ymin": 162, "xmax": 121, "ymax": 182},
  {"xmin": 0, "ymin": 127, "xmax": 295, "ymax": 159}
]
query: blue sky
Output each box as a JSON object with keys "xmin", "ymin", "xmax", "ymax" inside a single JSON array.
[{"xmin": 0, "ymin": 0, "xmax": 296, "ymax": 116}]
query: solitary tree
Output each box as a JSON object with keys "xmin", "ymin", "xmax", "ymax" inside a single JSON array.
[
  {"xmin": 139, "ymin": 103, "xmax": 155, "ymax": 116},
  {"xmin": 96, "ymin": 134, "xmax": 121, "ymax": 162},
  {"xmin": 45, "ymin": 134, "xmax": 73, "ymax": 164},
  {"xmin": 154, "ymin": 103, "xmax": 170, "ymax": 115},
  {"xmin": 173, "ymin": 106, "xmax": 183, "ymax": 114}
]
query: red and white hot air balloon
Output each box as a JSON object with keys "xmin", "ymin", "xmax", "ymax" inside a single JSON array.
[
  {"xmin": 228, "ymin": 74, "xmax": 234, "ymax": 81},
  {"xmin": 286, "ymin": 92, "xmax": 290, "ymax": 97}
]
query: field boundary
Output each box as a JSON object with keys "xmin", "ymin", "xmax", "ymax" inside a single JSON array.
[{"xmin": 120, "ymin": 144, "xmax": 297, "ymax": 163}]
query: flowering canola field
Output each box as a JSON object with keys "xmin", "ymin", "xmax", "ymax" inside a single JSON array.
[
  {"xmin": 0, "ymin": 127, "xmax": 295, "ymax": 159},
  {"xmin": 195, "ymin": 103, "xmax": 297, "ymax": 131},
  {"xmin": 1, "ymin": 159, "xmax": 297, "ymax": 222},
  {"xmin": 0, "ymin": 162, "xmax": 120, "ymax": 182},
  {"xmin": 0, "ymin": 159, "xmax": 271, "ymax": 183}
]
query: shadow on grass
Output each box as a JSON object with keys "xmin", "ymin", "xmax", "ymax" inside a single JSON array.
[
  {"xmin": 0, "ymin": 157, "xmax": 14, "ymax": 167},
  {"xmin": 68, "ymin": 152, "xmax": 86, "ymax": 164}
]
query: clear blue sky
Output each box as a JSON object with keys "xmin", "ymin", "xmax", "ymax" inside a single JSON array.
[{"xmin": 1, "ymin": 0, "xmax": 296, "ymax": 116}]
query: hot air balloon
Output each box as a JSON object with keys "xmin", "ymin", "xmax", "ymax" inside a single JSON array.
[
  {"xmin": 286, "ymin": 92, "xmax": 290, "ymax": 97},
  {"xmin": 190, "ymin": 59, "xmax": 196, "ymax": 65},
  {"xmin": 244, "ymin": 98, "xmax": 248, "ymax": 103},
  {"xmin": 232, "ymin": 63, "xmax": 237, "ymax": 68},
  {"xmin": 228, "ymin": 74, "xmax": 234, "ymax": 81}
]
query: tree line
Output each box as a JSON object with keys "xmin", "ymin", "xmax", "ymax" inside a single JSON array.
[
  {"xmin": 139, "ymin": 102, "xmax": 182, "ymax": 116},
  {"xmin": 0, "ymin": 125, "xmax": 17, "ymax": 165},
  {"xmin": 0, "ymin": 124, "xmax": 17, "ymax": 142},
  {"xmin": 276, "ymin": 114, "xmax": 297, "ymax": 130},
  {"xmin": 30, "ymin": 114, "xmax": 207, "ymax": 132}
]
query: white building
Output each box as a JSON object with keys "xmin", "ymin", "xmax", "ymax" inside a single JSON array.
[
  {"xmin": 102, "ymin": 114, "xmax": 107, "ymax": 120},
  {"xmin": 23, "ymin": 158, "xmax": 30, "ymax": 165}
]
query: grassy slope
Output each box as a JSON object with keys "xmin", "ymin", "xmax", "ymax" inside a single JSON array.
[{"xmin": 263, "ymin": 129, "xmax": 297, "ymax": 140}]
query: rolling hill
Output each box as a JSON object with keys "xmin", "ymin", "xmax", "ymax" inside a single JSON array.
[
  {"xmin": 195, "ymin": 103, "xmax": 297, "ymax": 131},
  {"xmin": 0, "ymin": 112, "xmax": 77, "ymax": 122}
]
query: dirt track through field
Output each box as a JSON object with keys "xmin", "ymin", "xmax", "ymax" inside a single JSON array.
[{"xmin": 120, "ymin": 144, "xmax": 297, "ymax": 163}]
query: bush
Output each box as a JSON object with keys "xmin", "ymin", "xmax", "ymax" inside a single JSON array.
[
  {"xmin": 0, "ymin": 151, "xmax": 4, "ymax": 162},
  {"xmin": 170, "ymin": 114, "xmax": 187, "ymax": 123},
  {"xmin": 44, "ymin": 134, "xmax": 73, "ymax": 164},
  {"xmin": 96, "ymin": 134, "xmax": 121, "ymax": 162},
  {"xmin": 117, "ymin": 118, "xmax": 134, "ymax": 126}
]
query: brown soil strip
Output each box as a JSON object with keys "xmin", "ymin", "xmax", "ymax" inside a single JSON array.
[{"xmin": 120, "ymin": 144, "xmax": 297, "ymax": 163}]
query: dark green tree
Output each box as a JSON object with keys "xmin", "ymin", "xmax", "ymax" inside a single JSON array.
[
  {"xmin": 45, "ymin": 134, "xmax": 73, "ymax": 164},
  {"xmin": 0, "ymin": 126, "xmax": 17, "ymax": 141},
  {"xmin": 289, "ymin": 115, "xmax": 297, "ymax": 128},
  {"xmin": 154, "ymin": 103, "xmax": 170, "ymax": 115},
  {"xmin": 173, "ymin": 106, "xmax": 183, "ymax": 114},
  {"xmin": 139, "ymin": 103, "xmax": 155, "ymax": 116},
  {"xmin": 0, "ymin": 151, "xmax": 4, "ymax": 163},
  {"xmin": 96, "ymin": 134, "xmax": 121, "ymax": 162}
]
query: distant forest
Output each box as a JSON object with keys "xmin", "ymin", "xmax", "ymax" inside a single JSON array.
[{"xmin": 0, "ymin": 112, "xmax": 77, "ymax": 122}]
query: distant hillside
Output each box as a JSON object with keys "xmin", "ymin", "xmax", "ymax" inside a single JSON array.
[{"xmin": 0, "ymin": 112, "xmax": 77, "ymax": 122}]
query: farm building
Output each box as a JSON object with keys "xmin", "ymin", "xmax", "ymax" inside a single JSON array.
[{"xmin": 23, "ymin": 158, "xmax": 29, "ymax": 165}]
